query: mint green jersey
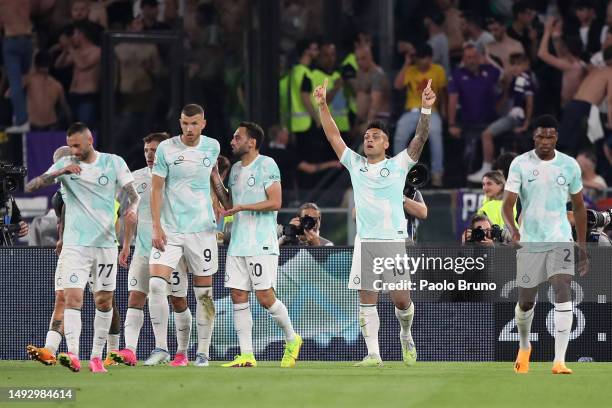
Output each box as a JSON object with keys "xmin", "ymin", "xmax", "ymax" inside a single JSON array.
[
  {"xmin": 227, "ymin": 155, "xmax": 280, "ymax": 256},
  {"xmin": 152, "ymin": 135, "xmax": 220, "ymax": 233},
  {"xmin": 130, "ymin": 166, "xmax": 153, "ymax": 257},
  {"xmin": 505, "ymin": 150, "xmax": 582, "ymax": 251},
  {"xmin": 341, "ymin": 148, "xmax": 416, "ymax": 240},
  {"xmin": 45, "ymin": 152, "xmax": 133, "ymax": 248}
]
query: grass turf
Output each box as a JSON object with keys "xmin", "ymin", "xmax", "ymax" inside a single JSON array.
[{"xmin": 1, "ymin": 361, "xmax": 611, "ymax": 408}]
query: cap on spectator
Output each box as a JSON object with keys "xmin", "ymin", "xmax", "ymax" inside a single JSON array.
[{"xmin": 415, "ymin": 44, "xmax": 434, "ymax": 59}]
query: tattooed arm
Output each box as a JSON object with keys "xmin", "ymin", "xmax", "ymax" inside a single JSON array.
[
  {"xmin": 407, "ymin": 79, "xmax": 436, "ymax": 163},
  {"xmin": 121, "ymin": 182, "xmax": 140, "ymax": 225},
  {"xmin": 210, "ymin": 165, "xmax": 231, "ymax": 209},
  {"xmin": 25, "ymin": 163, "xmax": 81, "ymax": 193}
]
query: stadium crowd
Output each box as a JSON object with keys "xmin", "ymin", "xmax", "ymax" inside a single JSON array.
[{"xmin": 0, "ymin": 0, "xmax": 610, "ymax": 198}]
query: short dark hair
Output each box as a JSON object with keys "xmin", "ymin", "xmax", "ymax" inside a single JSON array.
[
  {"xmin": 463, "ymin": 12, "xmax": 483, "ymax": 29},
  {"xmin": 509, "ymin": 52, "xmax": 528, "ymax": 65},
  {"xmin": 492, "ymin": 151, "xmax": 518, "ymax": 179},
  {"xmin": 182, "ymin": 104, "xmax": 205, "ymax": 117},
  {"xmin": 563, "ymin": 35, "xmax": 583, "ymax": 58},
  {"xmin": 415, "ymin": 43, "xmax": 433, "ymax": 59},
  {"xmin": 296, "ymin": 38, "xmax": 317, "ymax": 57},
  {"xmin": 34, "ymin": 50, "xmax": 51, "ymax": 68},
  {"xmin": 425, "ymin": 11, "xmax": 445, "ymax": 26},
  {"xmin": 512, "ymin": 1, "xmax": 533, "ymax": 18},
  {"xmin": 73, "ymin": 21, "xmax": 99, "ymax": 44},
  {"xmin": 486, "ymin": 15, "xmax": 505, "ymax": 26},
  {"xmin": 573, "ymin": 0, "xmax": 594, "ymax": 10},
  {"xmin": 365, "ymin": 120, "xmax": 389, "ymax": 137},
  {"xmin": 532, "ymin": 114, "xmax": 559, "ymax": 131},
  {"xmin": 239, "ymin": 121, "xmax": 264, "ymax": 149},
  {"xmin": 67, "ymin": 122, "xmax": 89, "ymax": 136},
  {"xmin": 143, "ymin": 132, "xmax": 170, "ymax": 144}
]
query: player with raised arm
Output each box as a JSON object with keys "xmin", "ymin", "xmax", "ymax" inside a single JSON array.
[
  {"xmin": 502, "ymin": 115, "xmax": 589, "ymax": 375},
  {"xmin": 217, "ymin": 122, "xmax": 302, "ymax": 368},
  {"xmin": 313, "ymin": 78, "xmax": 435, "ymax": 367},
  {"xmin": 146, "ymin": 104, "xmax": 220, "ymax": 367},
  {"xmin": 24, "ymin": 123, "xmax": 139, "ymax": 373}
]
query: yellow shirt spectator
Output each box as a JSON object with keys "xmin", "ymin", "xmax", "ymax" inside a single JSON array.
[{"xmin": 403, "ymin": 63, "xmax": 446, "ymax": 111}]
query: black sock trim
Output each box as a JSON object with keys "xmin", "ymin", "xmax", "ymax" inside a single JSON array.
[
  {"xmin": 66, "ymin": 307, "xmax": 81, "ymax": 312},
  {"xmin": 359, "ymin": 304, "xmax": 377, "ymax": 307},
  {"xmin": 48, "ymin": 329, "xmax": 63, "ymax": 336},
  {"xmin": 127, "ymin": 306, "xmax": 144, "ymax": 311}
]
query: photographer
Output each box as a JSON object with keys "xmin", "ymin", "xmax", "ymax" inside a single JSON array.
[
  {"xmin": 279, "ymin": 202, "xmax": 333, "ymax": 246},
  {"xmin": 0, "ymin": 162, "xmax": 29, "ymax": 245},
  {"xmin": 462, "ymin": 214, "xmax": 512, "ymax": 246}
]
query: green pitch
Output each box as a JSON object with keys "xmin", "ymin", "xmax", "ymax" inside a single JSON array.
[{"xmin": 2, "ymin": 361, "xmax": 611, "ymax": 408}]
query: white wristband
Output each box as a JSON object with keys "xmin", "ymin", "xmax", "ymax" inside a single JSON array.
[{"xmin": 421, "ymin": 107, "xmax": 431, "ymax": 115}]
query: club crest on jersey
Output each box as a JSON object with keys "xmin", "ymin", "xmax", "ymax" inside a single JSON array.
[
  {"xmin": 137, "ymin": 182, "xmax": 148, "ymax": 194},
  {"xmin": 556, "ymin": 175, "xmax": 566, "ymax": 186},
  {"xmin": 202, "ymin": 157, "xmax": 212, "ymax": 167},
  {"xmin": 173, "ymin": 155, "xmax": 185, "ymax": 165},
  {"xmin": 532, "ymin": 169, "xmax": 539, "ymax": 176},
  {"xmin": 380, "ymin": 168, "xmax": 390, "ymax": 177},
  {"xmin": 98, "ymin": 175, "xmax": 109, "ymax": 186},
  {"xmin": 247, "ymin": 176, "xmax": 255, "ymax": 186}
]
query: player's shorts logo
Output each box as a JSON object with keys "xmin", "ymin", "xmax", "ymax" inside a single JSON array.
[
  {"xmin": 98, "ymin": 175, "xmax": 109, "ymax": 185},
  {"xmin": 202, "ymin": 157, "xmax": 211, "ymax": 167},
  {"xmin": 380, "ymin": 168, "xmax": 390, "ymax": 178},
  {"xmin": 56, "ymin": 277, "xmax": 62, "ymax": 287},
  {"xmin": 247, "ymin": 176, "xmax": 255, "ymax": 186},
  {"xmin": 521, "ymin": 275, "xmax": 530, "ymax": 284},
  {"xmin": 174, "ymin": 155, "xmax": 185, "ymax": 165},
  {"xmin": 556, "ymin": 175, "xmax": 566, "ymax": 186},
  {"xmin": 153, "ymin": 251, "xmax": 161, "ymax": 259},
  {"xmin": 130, "ymin": 278, "xmax": 137, "ymax": 286},
  {"xmin": 70, "ymin": 274, "xmax": 78, "ymax": 283},
  {"xmin": 224, "ymin": 273, "xmax": 230, "ymax": 282},
  {"xmin": 353, "ymin": 276, "xmax": 361, "ymax": 284}
]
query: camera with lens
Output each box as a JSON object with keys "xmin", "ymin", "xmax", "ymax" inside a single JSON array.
[
  {"xmin": 282, "ymin": 215, "xmax": 317, "ymax": 244},
  {"xmin": 403, "ymin": 163, "xmax": 429, "ymax": 199},
  {"xmin": 0, "ymin": 162, "xmax": 26, "ymax": 202},
  {"xmin": 586, "ymin": 208, "xmax": 612, "ymax": 245},
  {"xmin": 468, "ymin": 224, "xmax": 511, "ymax": 243}
]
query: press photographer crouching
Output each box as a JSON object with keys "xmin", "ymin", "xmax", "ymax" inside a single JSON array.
[
  {"xmin": 0, "ymin": 161, "xmax": 29, "ymax": 245},
  {"xmin": 279, "ymin": 202, "xmax": 334, "ymax": 246},
  {"xmin": 462, "ymin": 214, "xmax": 512, "ymax": 246}
]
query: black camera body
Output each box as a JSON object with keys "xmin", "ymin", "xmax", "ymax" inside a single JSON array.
[
  {"xmin": 283, "ymin": 215, "xmax": 317, "ymax": 244},
  {"xmin": 468, "ymin": 224, "xmax": 510, "ymax": 243},
  {"xmin": 587, "ymin": 209, "xmax": 612, "ymax": 230},
  {"xmin": 0, "ymin": 162, "xmax": 27, "ymax": 203}
]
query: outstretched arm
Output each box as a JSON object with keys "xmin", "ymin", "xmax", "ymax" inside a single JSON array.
[
  {"xmin": 407, "ymin": 79, "xmax": 436, "ymax": 162},
  {"xmin": 313, "ymin": 78, "xmax": 347, "ymax": 160},
  {"xmin": 25, "ymin": 163, "xmax": 81, "ymax": 193}
]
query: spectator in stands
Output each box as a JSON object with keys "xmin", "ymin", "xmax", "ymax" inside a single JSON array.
[
  {"xmin": 139, "ymin": 0, "xmax": 171, "ymax": 31},
  {"xmin": 461, "ymin": 12, "xmax": 495, "ymax": 56},
  {"xmin": 264, "ymin": 125, "xmax": 298, "ymax": 204},
  {"xmin": 24, "ymin": 50, "xmax": 71, "ymax": 131},
  {"xmin": 354, "ymin": 45, "xmax": 391, "ymax": 131},
  {"xmin": 485, "ymin": 15, "xmax": 525, "ymax": 73},
  {"xmin": 576, "ymin": 150, "xmax": 608, "ymax": 199},
  {"xmin": 569, "ymin": 0, "xmax": 603, "ymax": 59},
  {"xmin": 537, "ymin": 17, "xmax": 587, "ymax": 109},
  {"xmin": 590, "ymin": 25, "xmax": 612, "ymax": 66},
  {"xmin": 507, "ymin": 1, "xmax": 539, "ymax": 62},
  {"xmin": 289, "ymin": 38, "xmax": 320, "ymax": 158},
  {"xmin": 340, "ymin": 31, "xmax": 372, "ymax": 129},
  {"xmin": 55, "ymin": 21, "xmax": 101, "ymax": 127},
  {"xmin": 559, "ymin": 46, "xmax": 612, "ymax": 154},
  {"xmin": 1, "ymin": 0, "xmax": 33, "ymax": 133},
  {"xmin": 424, "ymin": 10, "xmax": 450, "ymax": 74},
  {"xmin": 468, "ymin": 53, "xmax": 534, "ymax": 183},
  {"xmin": 448, "ymin": 43, "xmax": 501, "ymax": 178},
  {"xmin": 278, "ymin": 202, "xmax": 334, "ymax": 246},
  {"xmin": 436, "ymin": 0, "xmax": 465, "ymax": 62},
  {"xmin": 89, "ymin": 0, "xmax": 109, "ymax": 28},
  {"xmin": 394, "ymin": 43, "xmax": 447, "ymax": 187},
  {"xmin": 71, "ymin": 0, "xmax": 91, "ymax": 23}
]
